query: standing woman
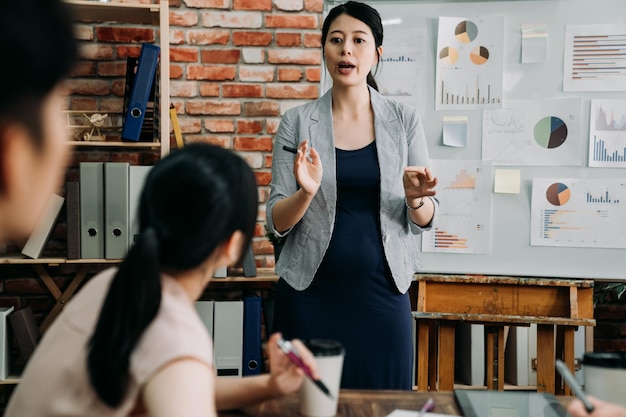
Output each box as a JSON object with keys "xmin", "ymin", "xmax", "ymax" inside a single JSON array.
[{"xmin": 267, "ymin": 1, "xmax": 438, "ymax": 390}]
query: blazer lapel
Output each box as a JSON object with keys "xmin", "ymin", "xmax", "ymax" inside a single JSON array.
[
  {"xmin": 309, "ymin": 91, "xmax": 336, "ymax": 224},
  {"xmin": 371, "ymin": 88, "xmax": 402, "ymax": 208}
]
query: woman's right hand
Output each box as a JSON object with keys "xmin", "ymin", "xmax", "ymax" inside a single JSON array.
[
  {"xmin": 294, "ymin": 140, "xmax": 322, "ymax": 196},
  {"xmin": 568, "ymin": 397, "xmax": 626, "ymax": 417}
]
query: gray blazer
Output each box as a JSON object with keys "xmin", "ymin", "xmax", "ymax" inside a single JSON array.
[{"xmin": 266, "ymin": 87, "xmax": 438, "ymax": 293}]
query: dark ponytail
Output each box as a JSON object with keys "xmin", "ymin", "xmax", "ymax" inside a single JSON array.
[
  {"xmin": 87, "ymin": 143, "xmax": 258, "ymax": 407},
  {"xmin": 88, "ymin": 228, "xmax": 161, "ymax": 407},
  {"xmin": 366, "ymin": 72, "xmax": 379, "ymax": 92}
]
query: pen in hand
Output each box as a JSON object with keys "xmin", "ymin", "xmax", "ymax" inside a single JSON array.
[
  {"xmin": 282, "ymin": 145, "xmax": 298, "ymax": 154},
  {"xmin": 417, "ymin": 397, "xmax": 435, "ymax": 417},
  {"xmin": 556, "ymin": 359, "xmax": 595, "ymax": 413},
  {"xmin": 276, "ymin": 336, "xmax": 334, "ymax": 400}
]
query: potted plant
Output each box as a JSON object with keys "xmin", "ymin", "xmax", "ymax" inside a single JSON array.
[
  {"xmin": 264, "ymin": 224, "xmax": 286, "ymax": 262},
  {"xmin": 593, "ymin": 281, "xmax": 626, "ymax": 352}
]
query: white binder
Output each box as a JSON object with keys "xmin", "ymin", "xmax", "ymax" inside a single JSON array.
[
  {"xmin": 213, "ymin": 301, "xmax": 243, "ymax": 378},
  {"xmin": 80, "ymin": 162, "xmax": 104, "ymax": 259},
  {"xmin": 128, "ymin": 165, "xmax": 152, "ymax": 248},
  {"xmin": 0, "ymin": 306, "xmax": 15, "ymax": 380},
  {"xmin": 105, "ymin": 163, "xmax": 130, "ymax": 259},
  {"xmin": 21, "ymin": 193, "xmax": 64, "ymax": 259}
]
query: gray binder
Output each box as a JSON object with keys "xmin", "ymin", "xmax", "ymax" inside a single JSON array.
[
  {"xmin": 128, "ymin": 165, "xmax": 152, "ymax": 248},
  {"xmin": 213, "ymin": 301, "xmax": 243, "ymax": 377},
  {"xmin": 80, "ymin": 162, "xmax": 104, "ymax": 259},
  {"xmin": 105, "ymin": 162, "xmax": 130, "ymax": 259}
]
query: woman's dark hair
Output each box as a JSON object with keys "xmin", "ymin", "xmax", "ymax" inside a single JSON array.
[
  {"xmin": 0, "ymin": 0, "xmax": 77, "ymax": 147},
  {"xmin": 321, "ymin": 1, "xmax": 384, "ymax": 91},
  {"xmin": 88, "ymin": 143, "xmax": 259, "ymax": 407}
]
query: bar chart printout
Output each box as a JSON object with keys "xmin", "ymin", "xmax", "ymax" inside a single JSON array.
[
  {"xmin": 531, "ymin": 178, "xmax": 626, "ymax": 248},
  {"xmin": 563, "ymin": 24, "xmax": 626, "ymax": 92},
  {"xmin": 589, "ymin": 100, "xmax": 626, "ymax": 168},
  {"xmin": 422, "ymin": 160, "xmax": 492, "ymax": 254}
]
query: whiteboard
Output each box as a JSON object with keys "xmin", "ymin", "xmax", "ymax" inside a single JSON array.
[{"xmin": 325, "ymin": 0, "xmax": 626, "ymax": 280}]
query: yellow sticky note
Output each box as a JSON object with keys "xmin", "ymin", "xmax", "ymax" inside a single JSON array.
[{"xmin": 494, "ymin": 169, "xmax": 521, "ymax": 194}]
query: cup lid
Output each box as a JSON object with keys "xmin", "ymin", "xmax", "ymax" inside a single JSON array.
[
  {"xmin": 583, "ymin": 352, "xmax": 626, "ymax": 369},
  {"xmin": 305, "ymin": 339, "xmax": 345, "ymax": 356}
]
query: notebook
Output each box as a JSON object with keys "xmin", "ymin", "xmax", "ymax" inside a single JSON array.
[{"xmin": 454, "ymin": 390, "xmax": 569, "ymax": 417}]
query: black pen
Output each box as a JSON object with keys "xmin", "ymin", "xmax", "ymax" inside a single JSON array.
[
  {"xmin": 276, "ymin": 337, "xmax": 334, "ymax": 400},
  {"xmin": 282, "ymin": 145, "xmax": 298, "ymax": 154},
  {"xmin": 556, "ymin": 359, "xmax": 594, "ymax": 413}
]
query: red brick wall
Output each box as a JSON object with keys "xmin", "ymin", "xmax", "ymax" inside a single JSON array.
[
  {"xmin": 0, "ymin": 0, "xmax": 323, "ymax": 323},
  {"xmin": 70, "ymin": 0, "xmax": 323, "ymax": 266}
]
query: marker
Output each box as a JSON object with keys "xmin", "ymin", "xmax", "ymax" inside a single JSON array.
[
  {"xmin": 276, "ymin": 337, "xmax": 334, "ymax": 400},
  {"xmin": 417, "ymin": 397, "xmax": 435, "ymax": 417},
  {"xmin": 282, "ymin": 145, "xmax": 298, "ymax": 154},
  {"xmin": 556, "ymin": 359, "xmax": 594, "ymax": 413}
]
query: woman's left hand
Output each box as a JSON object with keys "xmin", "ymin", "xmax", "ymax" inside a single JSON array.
[
  {"xmin": 403, "ymin": 166, "xmax": 438, "ymax": 202},
  {"xmin": 266, "ymin": 332, "xmax": 319, "ymax": 396}
]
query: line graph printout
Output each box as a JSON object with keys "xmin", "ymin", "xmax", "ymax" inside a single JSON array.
[
  {"xmin": 482, "ymin": 99, "xmax": 582, "ymax": 166},
  {"xmin": 531, "ymin": 178, "xmax": 626, "ymax": 249},
  {"xmin": 563, "ymin": 24, "xmax": 626, "ymax": 92},
  {"xmin": 589, "ymin": 100, "xmax": 626, "ymax": 168},
  {"xmin": 435, "ymin": 16, "xmax": 504, "ymax": 110},
  {"xmin": 422, "ymin": 160, "xmax": 492, "ymax": 254},
  {"xmin": 377, "ymin": 28, "xmax": 427, "ymax": 112}
]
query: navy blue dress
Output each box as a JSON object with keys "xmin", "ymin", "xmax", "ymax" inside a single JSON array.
[{"xmin": 272, "ymin": 141, "xmax": 413, "ymax": 390}]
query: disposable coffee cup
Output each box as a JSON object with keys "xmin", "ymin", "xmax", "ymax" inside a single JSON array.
[
  {"xmin": 583, "ymin": 352, "xmax": 626, "ymax": 407},
  {"xmin": 299, "ymin": 339, "xmax": 345, "ymax": 417}
]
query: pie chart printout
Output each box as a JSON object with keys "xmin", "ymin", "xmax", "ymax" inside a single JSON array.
[
  {"xmin": 455, "ymin": 20, "xmax": 478, "ymax": 43},
  {"xmin": 470, "ymin": 46, "xmax": 489, "ymax": 65},
  {"xmin": 546, "ymin": 183, "xmax": 571, "ymax": 206},
  {"xmin": 439, "ymin": 46, "xmax": 459, "ymax": 65},
  {"xmin": 534, "ymin": 116, "xmax": 568, "ymax": 149}
]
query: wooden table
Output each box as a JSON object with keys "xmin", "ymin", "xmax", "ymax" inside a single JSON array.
[
  {"xmin": 413, "ymin": 274, "xmax": 595, "ymax": 395},
  {"xmin": 218, "ymin": 389, "xmax": 574, "ymax": 417}
]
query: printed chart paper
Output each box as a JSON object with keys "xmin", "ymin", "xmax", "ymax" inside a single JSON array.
[
  {"xmin": 531, "ymin": 178, "xmax": 626, "ymax": 249},
  {"xmin": 563, "ymin": 24, "xmax": 626, "ymax": 92},
  {"xmin": 422, "ymin": 160, "xmax": 492, "ymax": 254},
  {"xmin": 589, "ymin": 100, "xmax": 626, "ymax": 168},
  {"xmin": 482, "ymin": 99, "xmax": 582, "ymax": 166},
  {"xmin": 377, "ymin": 28, "xmax": 427, "ymax": 112},
  {"xmin": 435, "ymin": 16, "xmax": 504, "ymax": 110}
]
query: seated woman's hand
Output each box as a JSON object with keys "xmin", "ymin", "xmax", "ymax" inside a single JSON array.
[
  {"xmin": 266, "ymin": 332, "xmax": 319, "ymax": 396},
  {"xmin": 568, "ymin": 396, "xmax": 626, "ymax": 417}
]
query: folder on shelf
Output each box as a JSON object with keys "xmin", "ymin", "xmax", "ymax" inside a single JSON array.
[
  {"xmin": 21, "ymin": 193, "xmax": 65, "ymax": 259},
  {"xmin": 0, "ymin": 306, "xmax": 14, "ymax": 380},
  {"xmin": 104, "ymin": 163, "xmax": 130, "ymax": 259},
  {"xmin": 66, "ymin": 181, "xmax": 81, "ymax": 259},
  {"xmin": 128, "ymin": 165, "xmax": 153, "ymax": 249},
  {"xmin": 121, "ymin": 44, "xmax": 160, "ymax": 142},
  {"xmin": 170, "ymin": 104, "xmax": 183, "ymax": 149},
  {"xmin": 195, "ymin": 300, "xmax": 215, "ymax": 343},
  {"xmin": 8, "ymin": 306, "xmax": 40, "ymax": 365},
  {"xmin": 80, "ymin": 162, "xmax": 104, "ymax": 259},
  {"xmin": 243, "ymin": 296, "xmax": 263, "ymax": 376},
  {"xmin": 213, "ymin": 300, "xmax": 243, "ymax": 377},
  {"xmin": 242, "ymin": 244, "xmax": 257, "ymax": 277}
]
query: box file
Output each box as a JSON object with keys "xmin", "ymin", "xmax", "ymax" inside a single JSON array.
[
  {"xmin": 243, "ymin": 296, "xmax": 262, "ymax": 375},
  {"xmin": 128, "ymin": 165, "xmax": 152, "ymax": 248},
  {"xmin": 105, "ymin": 163, "xmax": 130, "ymax": 259},
  {"xmin": 21, "ymin": 193, "xmax": 64, "ymax": 259},
  {"xmin": 65, "ymin": 182, "xmax": 81, "ymax": 259},
  {"xmin": 121, "ymin": 44, "xmax": 159, "ymax": 142},
  {"xmin": 456, "ymin": 323, "xmax": 485, "ymax": 386},
  {"xmin": 195, "ymin": 300, "xmax": 215, "ymax": 339},
  {"xmin": 242, "ymin": 244, "xmax": 257, "ymax": 277},
  {"xmin": 8, "ymin": 306, "xmax": 40, "ymax": 365},
  {"xmin": 80, "ymin": 162, "xmax": 104, "ymax": 259},
  {"xmin": 213, "ymin": 301, "xmax": 243, "ymax": 377},
  {"xmin": 0, "ymin": 306, "xmax": 14, "ymax": 380}
]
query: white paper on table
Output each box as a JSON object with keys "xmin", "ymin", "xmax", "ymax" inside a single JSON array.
[{"xmin": 386, "ymin": 410, "xmax": 457, "ymax": 417}]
